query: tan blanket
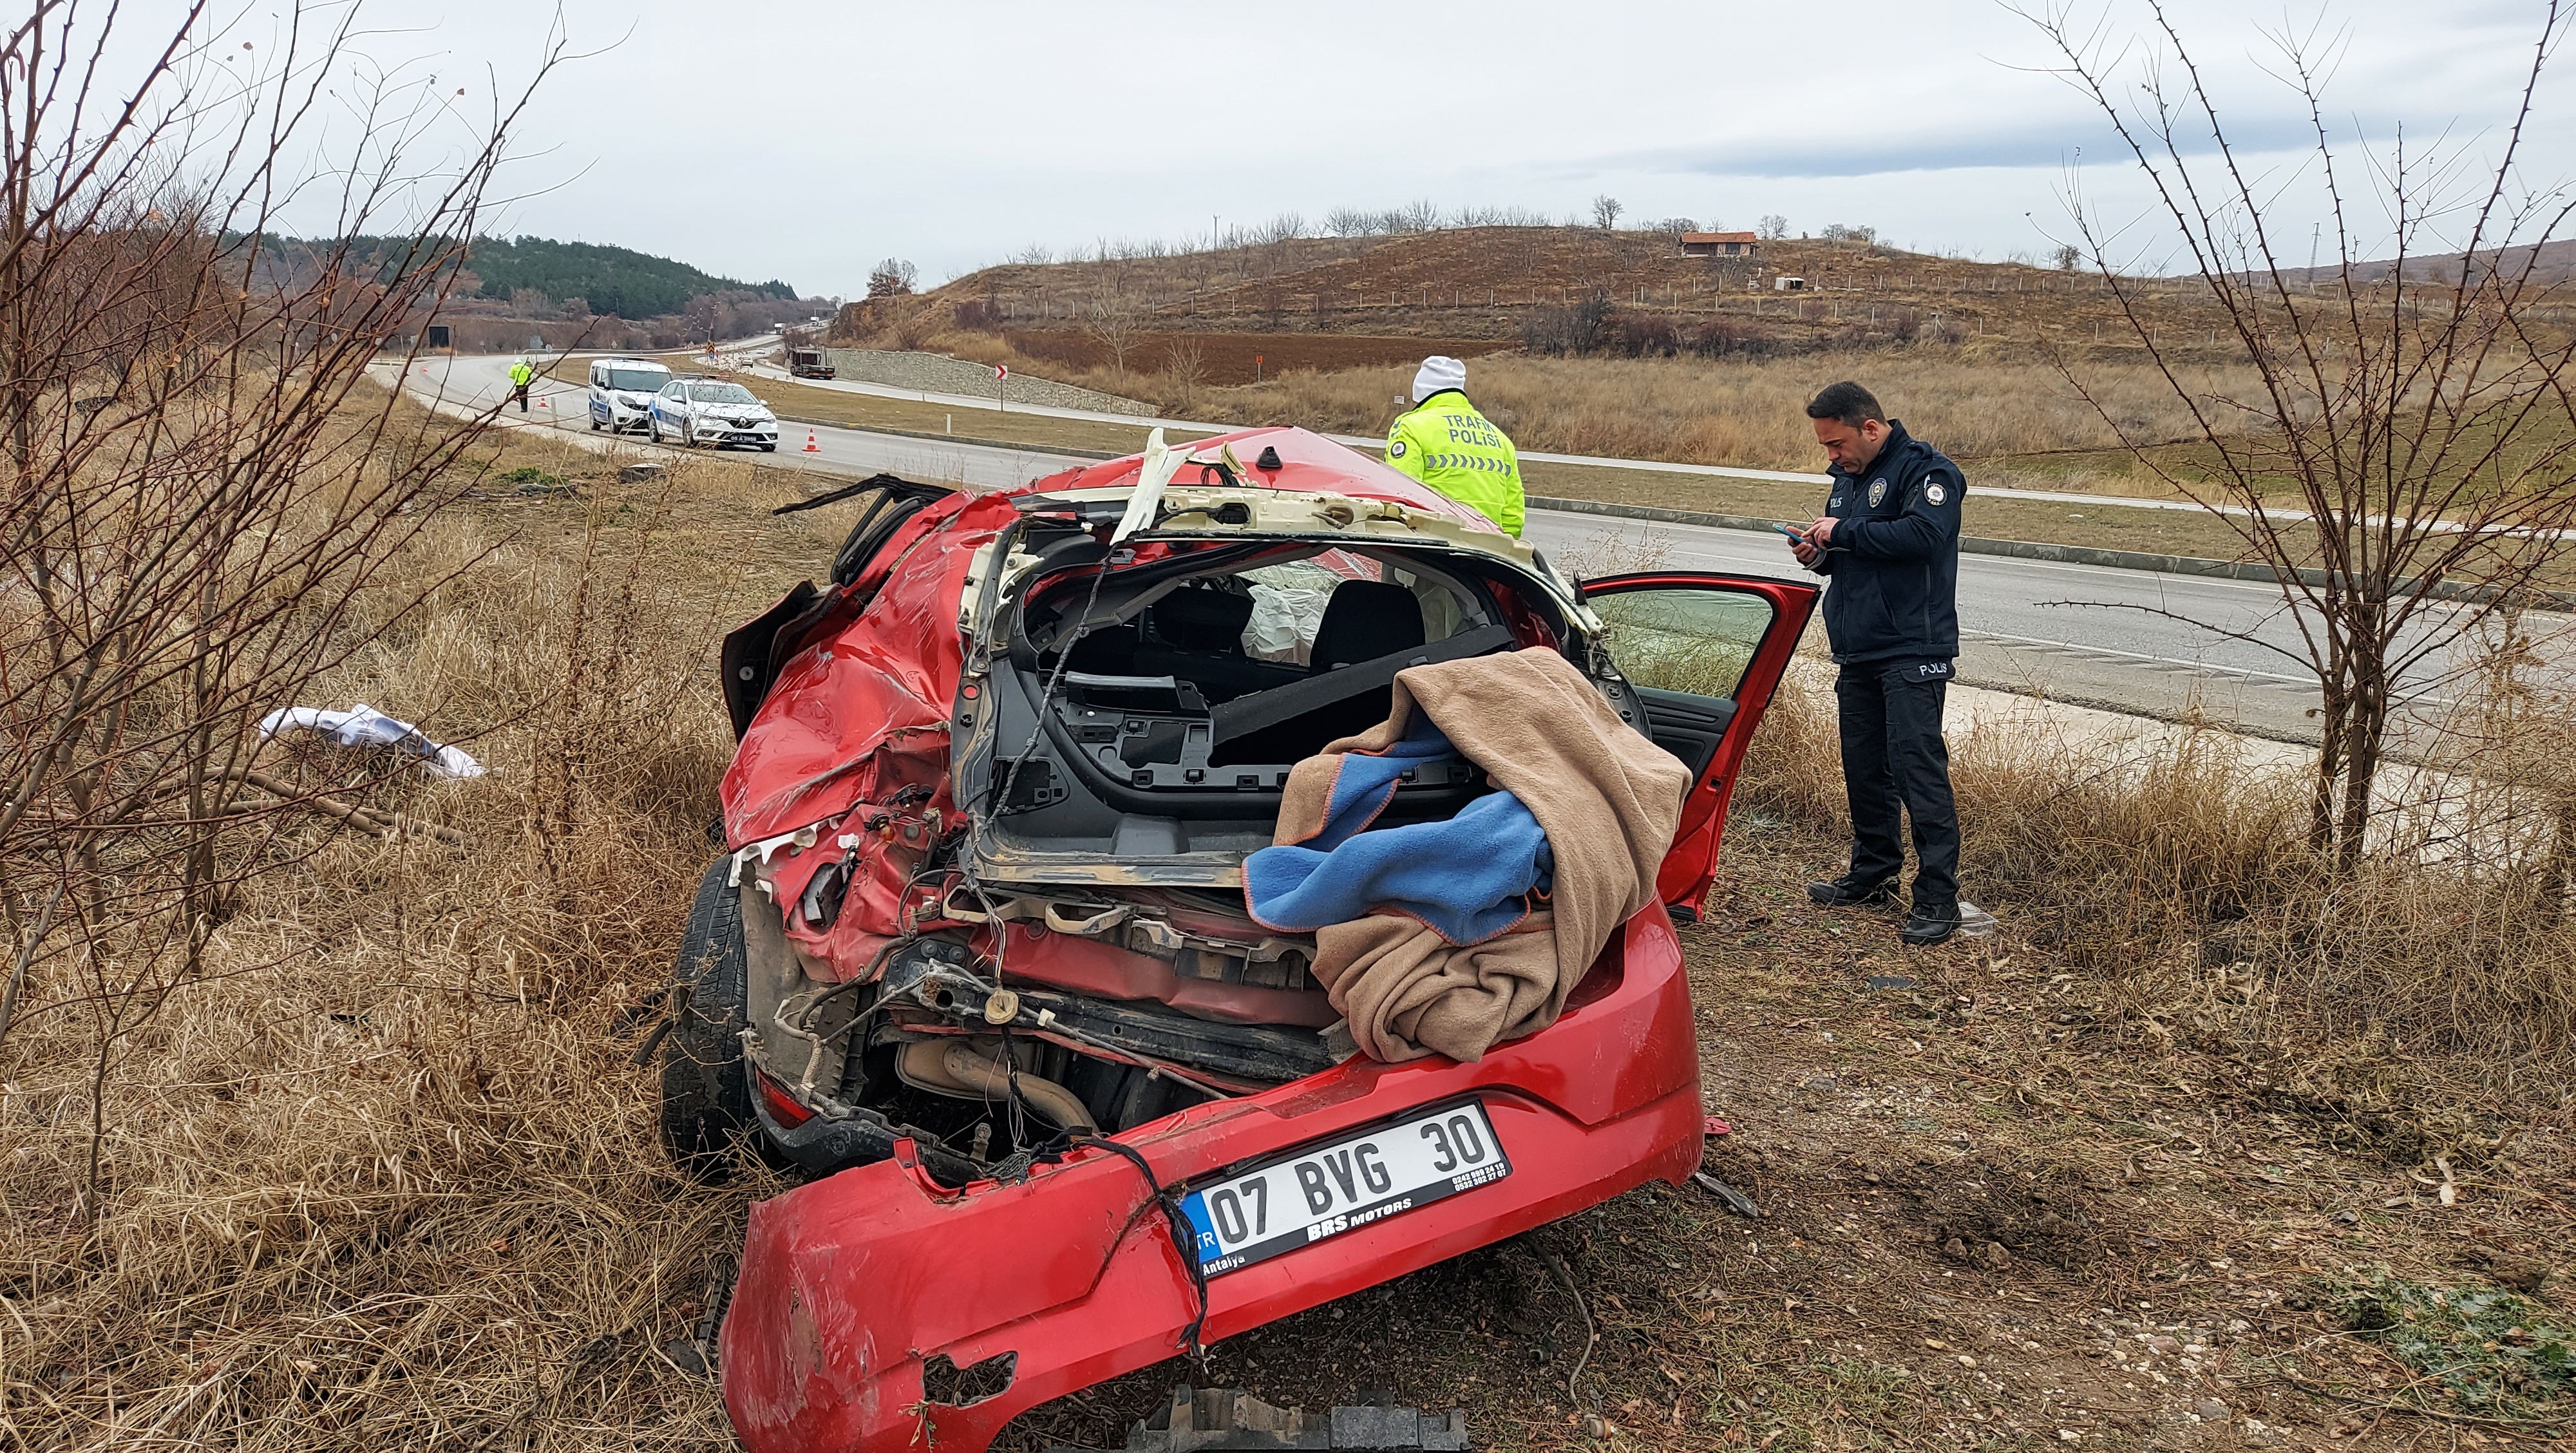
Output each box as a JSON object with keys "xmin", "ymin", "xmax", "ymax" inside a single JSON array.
[{"xmin": 1276, "ymin": 647, "xmax": 1691, "ymax": 1062}]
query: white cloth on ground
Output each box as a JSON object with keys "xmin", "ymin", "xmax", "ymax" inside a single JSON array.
[{"xmin": 257, "ymin": 705, "xmax": 484, "ymax": 779}]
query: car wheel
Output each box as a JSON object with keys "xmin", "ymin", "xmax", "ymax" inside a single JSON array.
[
  {"xmin": 661, "ymin": 857, "xmax": 759, "ymax": 1181},
  {"xmin": 648, "ymin": 416, "xmax": 662, "ymax": 444},
  {"xmin": 589, "ymin": 418, "xmax": 603, "ymax": 432}
]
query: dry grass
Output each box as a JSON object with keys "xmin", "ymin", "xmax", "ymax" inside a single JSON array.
[
  {"xmin": 1739, "ymin": 667, "xmax": 2576, "ymax": 1083},
  {"xmin": 882, "ymin": 325, "xmax": 2257, "ymax": 490},
  {"xmin": 6, "ymin": 381, "xmax": 2569, "ymax": 1451},
  {"xmin": 0, "ymin": 410, "xmax": 833, "ymax": 1449},
  {"xmin": 1185, "ymin": 349, "xmax": 2262, "ymax": 477}
]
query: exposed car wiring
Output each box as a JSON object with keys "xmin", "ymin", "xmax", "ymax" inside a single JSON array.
[
  {"xmin": 993, "ymin": 1016, "xmax": 1033, "ymax": 1151},
  {"xmin": 918, "ymin": 947, "xmax": 1240, "ymax": 1102},
  {"xmin": 1072, "ymin": 1129, "xmax": 1210, "ymax": 1359}
]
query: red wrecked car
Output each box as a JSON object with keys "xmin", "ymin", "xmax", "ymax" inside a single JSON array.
[{"xmin": 663, "ymin": 426, "xmax": 1817, "ymax": 1451}]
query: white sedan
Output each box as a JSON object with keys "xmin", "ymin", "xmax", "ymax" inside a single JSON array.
[{"xmin": 647, "ymin": 377, "xmax": 781, "ymax": 451}]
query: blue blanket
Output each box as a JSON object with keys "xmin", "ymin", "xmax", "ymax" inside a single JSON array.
[{"xmin": 1244, "ymin": 720, "xmax": 1552, "ymax": 945}]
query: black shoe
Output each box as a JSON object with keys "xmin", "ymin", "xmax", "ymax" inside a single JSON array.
[
  {"xmin": 1808, "ymin": 873, "xmax": 1899, "ymax": 908},
  {"xmin": 1900, "ymin": 904, "xmax": 1962, "ymax": 946}
]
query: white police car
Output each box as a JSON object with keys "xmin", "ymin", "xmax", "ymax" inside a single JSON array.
[
  {"xmin": 587, "ymin": 357, "xmax": 673, "ymax": 434},
  {"xmin": 647, "ymin": 376, "xmax": 781, "ymax": 451}
]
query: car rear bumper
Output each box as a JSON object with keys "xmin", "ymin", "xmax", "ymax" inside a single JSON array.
[{"xmin": 719, "ymin": 909, "xmax": 1703, "ymax": 1453}]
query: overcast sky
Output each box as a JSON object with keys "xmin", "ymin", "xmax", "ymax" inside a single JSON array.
[{"xmin": 146, "ymin": 1, "xmax": 2576, "ymax": 298}]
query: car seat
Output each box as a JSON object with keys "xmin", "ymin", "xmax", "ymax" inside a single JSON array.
[{"xmin": 1310, "ymin": 581, "xmax": 1426, "ymax": 671}]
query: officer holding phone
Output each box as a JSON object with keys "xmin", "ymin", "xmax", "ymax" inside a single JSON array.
[{"xmin": 1785, "ymin": 382, "xmax": 1967, "ymax": 945}]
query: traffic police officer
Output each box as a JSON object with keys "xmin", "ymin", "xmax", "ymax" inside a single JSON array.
[
  {"xmin": 508, "ymin": 356, "xmax": 535, "ymax": 413},
  {"xmin": 1385, "ymin": 356, "xmax": 1524, "ymax": 536},
  {"xmin": 1786, "ymin": 381, "xmax": 1966, "ymax": 945}
]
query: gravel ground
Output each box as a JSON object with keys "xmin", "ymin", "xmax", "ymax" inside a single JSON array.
[{"xmin": 823, "ymin": 348, "xmax": 1148, "ymax": 414}]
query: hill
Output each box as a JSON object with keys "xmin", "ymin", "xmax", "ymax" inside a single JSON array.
[
  {"xmin": 842, "ymin": 225, "xmax": 2262, "ymax": 385},
  {"xmin": 2278, "ymin": 237, "xmax": 2575, "ymax": 287},
  {"xmin": 451, "ymin": 236, "xmax": 796, "ymax": 319},
  {"xmin": 251, "ymin": 233, "xmax": 815, "ymax": 350}
]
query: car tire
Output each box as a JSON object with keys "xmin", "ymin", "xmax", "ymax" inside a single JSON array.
[
  {"xmin": 589, "ymin": 418, "xmax": 603, "ymax": 432},
  {"xmin": 661, "ymin": 856, "xmax": 758, "ymax": 1181},
  {"xmin": 648, "ymin": 416, "xmax": 663, "ymax": 445}
]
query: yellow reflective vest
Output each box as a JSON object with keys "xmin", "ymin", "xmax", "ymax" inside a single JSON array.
[
  {"xmin": 1383, "ymin": 389, "xmax": 1523, "ymax": 537},
  {"xmin": 508, "ymin": 361, "xmax": 534, "ymax": 388}
]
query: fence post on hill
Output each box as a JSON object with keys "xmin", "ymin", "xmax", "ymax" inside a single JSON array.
[{"xmin": 2023, "ymin": 3, "xmax": 2576, "ymax": 877}]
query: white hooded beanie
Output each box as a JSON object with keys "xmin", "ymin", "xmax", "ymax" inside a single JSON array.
[{"xmin": 1410, "ymin": 355, "xmax": 1466, "ymax": 404}]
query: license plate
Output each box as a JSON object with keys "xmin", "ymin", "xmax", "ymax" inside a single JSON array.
[{"xmin": 1180, "ymin": 1101, "xmax": 1510, "ymax": 1277}]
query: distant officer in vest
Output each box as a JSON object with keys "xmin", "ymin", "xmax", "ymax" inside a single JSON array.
[
  {"xmin": 507, "ymin": 356, "xmax": 535, "ymax": 413},
  {"xmin": 1785, "ymin": 381, "xmax": 1967, "ymax": 946},
  {"xmin": 1385, "ymin": 356, "xmax": 1524, "ymax": 536}
]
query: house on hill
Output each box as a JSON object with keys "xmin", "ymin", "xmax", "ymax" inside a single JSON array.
[{"xmin": 1680, "ymin": 231, "xmax": 1760, "ymax": 258}]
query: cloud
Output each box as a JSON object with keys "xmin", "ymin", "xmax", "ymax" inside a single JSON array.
[{"xmin": 1612, "ymin": 110, "xmax": 2327, "ymax": 182}]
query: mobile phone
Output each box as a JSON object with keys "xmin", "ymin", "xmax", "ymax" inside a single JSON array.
[{"xmin": 1770, "ymin": 522, "xmax": 1810, "ymax": 544}]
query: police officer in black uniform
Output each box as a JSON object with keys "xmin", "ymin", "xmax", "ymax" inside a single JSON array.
[{"xmin": 1785, "ymin": 382, "xmax": 1965, "ymax": 945}]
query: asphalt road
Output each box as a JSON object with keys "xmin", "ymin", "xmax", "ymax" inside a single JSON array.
[
  {"xmin": 406, "ymin": 352, "xmax": 2572, "ymax": 743},
  {"xmin": 406, "ymin": 351, "xmax": 1080, "ymax": 492}
]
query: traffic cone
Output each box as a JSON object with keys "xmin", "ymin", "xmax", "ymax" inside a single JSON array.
[
  {"xmin": 802, "ymin": 428, "xmax": 820, "ymax": 453},
  {"xmin": 537, "ymin": 395, "xmax": 549, "ymax": 409}
]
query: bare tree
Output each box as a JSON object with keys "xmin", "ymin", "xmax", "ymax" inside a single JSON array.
[
  {"xmin": 2025, "ymin": 3, "xmax": 2576, "ymax": 873},
  {"xmin": 1757, "ymin": 214, "xmax": 1790, "ymax": 242},
  {"xmin": 866, "ymin": 257, "xmax": 917, "ymax": 298},
  {"xmin": 1083, "ymin": 299, "xmax": 1142, "ymax": 375},
  {"xmin": 1161, "ymin": 336, "xmax": 1206, "ymax": 410},
  {"xmin": 0, "ymin": 3, "xmax": 560, "ymax": 1216},
  {"xmin": 1591, "ymin": 194, "xmax": 1624, "ymax": 231}
]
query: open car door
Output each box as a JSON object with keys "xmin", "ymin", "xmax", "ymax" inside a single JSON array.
[{"xmin": 1578, "ymin": 571, "xmax": 1819, "ymax": 919}]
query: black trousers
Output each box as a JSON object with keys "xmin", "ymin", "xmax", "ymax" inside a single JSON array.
[{"xmin": 1834, "ymin": 659, "xmax": 1960, "ymax": 909}]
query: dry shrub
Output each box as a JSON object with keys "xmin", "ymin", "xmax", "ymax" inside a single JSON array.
[
  {"xmin": 1549, "ymin": 526, "xmax": 1674, "ymax": 582},
  {"xmin": 1736, "ymin": 667, "xmax": 1846, "ymax": 831},
  {"xmin": 1948, "ymin": 714, "xmax": 2311, "ymax": 960},
  {"xmin": 0, "ymin": 428, "xmax": 831, "ymax": 1447},
  {"xmin": 1738, "ymin": 673, "xmax": 2576, "ymax": 1085}
]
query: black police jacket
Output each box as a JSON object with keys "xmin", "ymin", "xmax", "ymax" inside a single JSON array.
[{"xmin": 1805, "ymin": 420, "xmax": 1964, "ymax": 666}]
